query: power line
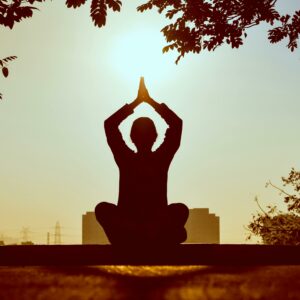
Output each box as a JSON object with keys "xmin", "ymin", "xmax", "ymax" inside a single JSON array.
[{"xmin": 20, "ymin": 227, "xmax": 30, "ymax": 242}]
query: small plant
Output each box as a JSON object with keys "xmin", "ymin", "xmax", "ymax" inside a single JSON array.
[{"xmin": 247, "ymin": 168, "xmax": 300, "ymax": 245}]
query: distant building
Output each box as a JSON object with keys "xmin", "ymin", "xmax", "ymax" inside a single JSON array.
[
  {"xmin": 185, "ymin": 208, "xmax": 219, "ymax": 244},
  {"xmin": 82, "ymin": 208, "xmax": 220, "ymax": 244},
  {"xmin": 82, "ymin": 212, "xmax": 109, "ymax": 244}
]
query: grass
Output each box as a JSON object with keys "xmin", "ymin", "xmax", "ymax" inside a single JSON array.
[{"xmin": 0, "ymin": 265, "xmax": 300, "ymax": 300}]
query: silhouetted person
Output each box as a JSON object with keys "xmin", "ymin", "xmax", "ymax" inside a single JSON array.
[{"xmin": 95, "ymin": 78, "xmax": 189, "ymax": 246}]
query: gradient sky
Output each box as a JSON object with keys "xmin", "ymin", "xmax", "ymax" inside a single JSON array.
[{"xmin": 1, "ymin": 0, "xmax": 300, "ymax": 244}]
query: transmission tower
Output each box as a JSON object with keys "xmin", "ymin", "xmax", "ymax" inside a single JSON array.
[
  {"xmin": 47, "ymin": 232, "xmax": 50, "ymax": 245},
  {"xmin": 21, "ymin": 227, "xmax": 30, "ymax": 242},
  {"xmin": 54, "ymin": 222, "xmax": 62, "ymax": 245}
]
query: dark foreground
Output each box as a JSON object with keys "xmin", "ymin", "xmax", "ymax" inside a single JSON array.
[
  {"xmin": 1, "ymin": 245, "xmax": 300, "ymax": 299},
  {"xmin": 0, "ymin": 265, "xmax": 300, "ymax": 300}
]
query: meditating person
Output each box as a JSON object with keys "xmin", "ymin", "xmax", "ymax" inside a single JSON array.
[{"xmin": 95, "ymin": 77, "xmax": 189, "ymax": 245}]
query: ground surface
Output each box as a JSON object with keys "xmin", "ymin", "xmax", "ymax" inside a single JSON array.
[{"xmin": 0, "ymin": 266, "xmax": 300, "ymax": 300}]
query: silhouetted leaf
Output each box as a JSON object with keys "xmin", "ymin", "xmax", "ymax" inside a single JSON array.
[
  {"xmin": 137, "ymin": 2, "xmax": 153, "ymax": 12},
  {"xmin": 2, "ymin": 67, "xmax": 9, "ymax": 78},
  {"xmin": 162, "ymin": 43, "xmax": 176, "ymax": 53},
  {"xmin": 106, "ymin": 0, "xmax": 121, "ymax": 12},
  {"xmin": 269, "ymin": 27, "xmax": 287, "ymax": 43},
  {"xmin": 3, "ymin": 56, "xmax": 17, "ymax": 63},
  {"xmin": 90, "ymin": 0, "xmax": 107, "ymax": 27},
  {"xmin": 66, "ymin": 0, "xmax": 87, "ymax": 8}
]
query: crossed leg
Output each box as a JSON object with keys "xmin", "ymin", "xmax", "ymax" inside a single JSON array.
[{"xmin": 95, "ymin": 202, "xmax": 189, "ymax": 245}]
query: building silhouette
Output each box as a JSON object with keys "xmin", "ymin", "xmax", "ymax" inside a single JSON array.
[
  {"xmin": 82, "ymin": 208, "xmax": 219, "ymax": 244},
  {"xmin": 82, "ymin": 212, "xmax": 109, "ymax": 244},
  {"xmin": 185, "ymin": 208, "xmax": 219, "ymax": 243}
]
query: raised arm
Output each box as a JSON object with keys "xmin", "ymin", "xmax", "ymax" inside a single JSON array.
[
  {"xmin": 148, "ymin": 98, "xmax": 182, "ymax": 129},
  {"xmin": 137, "ymin": 77, "xmax": 183, "ymax": 158},
  {"xmin": 104, "ymin": 99, "xmax": 141, "ymax": 164},
  {"xmin": 147, "ymin": 98, "xmax": 183, "ymax": 157}
]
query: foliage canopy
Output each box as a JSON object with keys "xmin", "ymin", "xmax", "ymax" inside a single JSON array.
[
  {"xmin": 137, "ymin": 0, "xmax": 300, "ymax": 63},
  {"xmin": 61, "ymin": 0, "xmax": 300, "ymax": 63},
  {"xmin": 1, "ymin": 0, "xmax": 300, "ymax": 63}
]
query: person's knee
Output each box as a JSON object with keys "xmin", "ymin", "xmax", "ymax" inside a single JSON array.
[
  {"xmin": 95, "ymin": 202, "xmax": 107, "ymax": 217},
  {"xmin": 180, "ymin": 204, "xmax": 189, "ymax": 223},
  {"xmin": 162, "ymin": 227, "xmax": 187, "ymax": 245},
  {"xmin": 179, "ymin": 227, "xmax": 187, "ymax": 243},
  {"xmin": 168, "ymin": 203, "xmax": 189, "ymax": 224},
  {"xmin": 95, "ymin": 202, "xmax": 116, "ymax": 224}
]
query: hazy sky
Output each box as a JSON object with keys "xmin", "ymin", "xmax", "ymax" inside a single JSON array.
[{"xmin": 1, "ymin": 1, "xmax": 300, "ymax": 244}]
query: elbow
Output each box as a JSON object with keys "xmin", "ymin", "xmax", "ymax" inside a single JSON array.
[
  {"xmin": 104, "ymin": 117, "xmax": 120, "ymax": 136},
  {"xmin": 104, "ymin": 118, "xmax": 109, "ymax": 129},
  {"xmin": 178, "ymin": 117, "xmax": 183, "ymax": 126},
  {"xmin": 167, "ymin": 116, "xmax": 182, "ymax": 132},
  {"xmin": 176, "ymin": 118, "xmax": 183, "ymax": 138},
  {"xmin": 177, "ymin": 117, "xmax": 183, "ymax": 131},
  {"xmin": 104, "ymin": 118, "xmax": 113, "ymax": 134},
  {"xmin": 104, "ymin": 119, "xmax": 109, "ymax": 131},
  {"xmin": 104, "ymin": 115, "xmax": 114, "ymax": 127}
]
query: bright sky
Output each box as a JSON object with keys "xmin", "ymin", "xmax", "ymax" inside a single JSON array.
[{"xmin": 1, "ymin": 1, "xmax": 300, "ymax": 244}]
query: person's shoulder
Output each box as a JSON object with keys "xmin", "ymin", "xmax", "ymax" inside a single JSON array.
[
  {"xmin": 115, "ymin": 147, "xmax": 135, "ymax": 164},
  {"xmin": 152, "ymin": 146, "xmax": 171, "ymax": 160},
  {"xmin": 123, "ymin": 147, "xmax": 136, "ymax": 157}
]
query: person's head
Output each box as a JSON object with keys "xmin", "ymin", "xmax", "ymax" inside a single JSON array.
[{"xmin": 130, "ymin": 117, "xmax": 157, "ymax": 152}]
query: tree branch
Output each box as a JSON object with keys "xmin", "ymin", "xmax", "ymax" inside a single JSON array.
[{"xmin": 267, "ymin": 180, "xmax": 293, "ymax": 197}]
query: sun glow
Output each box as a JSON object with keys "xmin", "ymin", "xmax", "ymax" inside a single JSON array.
[
  {"xmin": 110, "ymin": 28, "xmax": 177, "ymax": 150},
  {"xmin": 111, "ymin": 28, "xmax": 176, "ymax": 89}
]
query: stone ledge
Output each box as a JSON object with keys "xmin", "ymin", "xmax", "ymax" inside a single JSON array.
[{"xmin": 0, "ymin": 244, "xmax": 299, "ymax": 266}]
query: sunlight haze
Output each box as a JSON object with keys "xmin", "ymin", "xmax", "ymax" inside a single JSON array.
[{"xmin": 0, "ymin": 1, "xmax": 300, "ymax": 244}]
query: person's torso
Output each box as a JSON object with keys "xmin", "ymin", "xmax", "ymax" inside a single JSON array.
[{"xmin": 117, "ymin": 151, "xmax": 170, "ymax": 215}]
